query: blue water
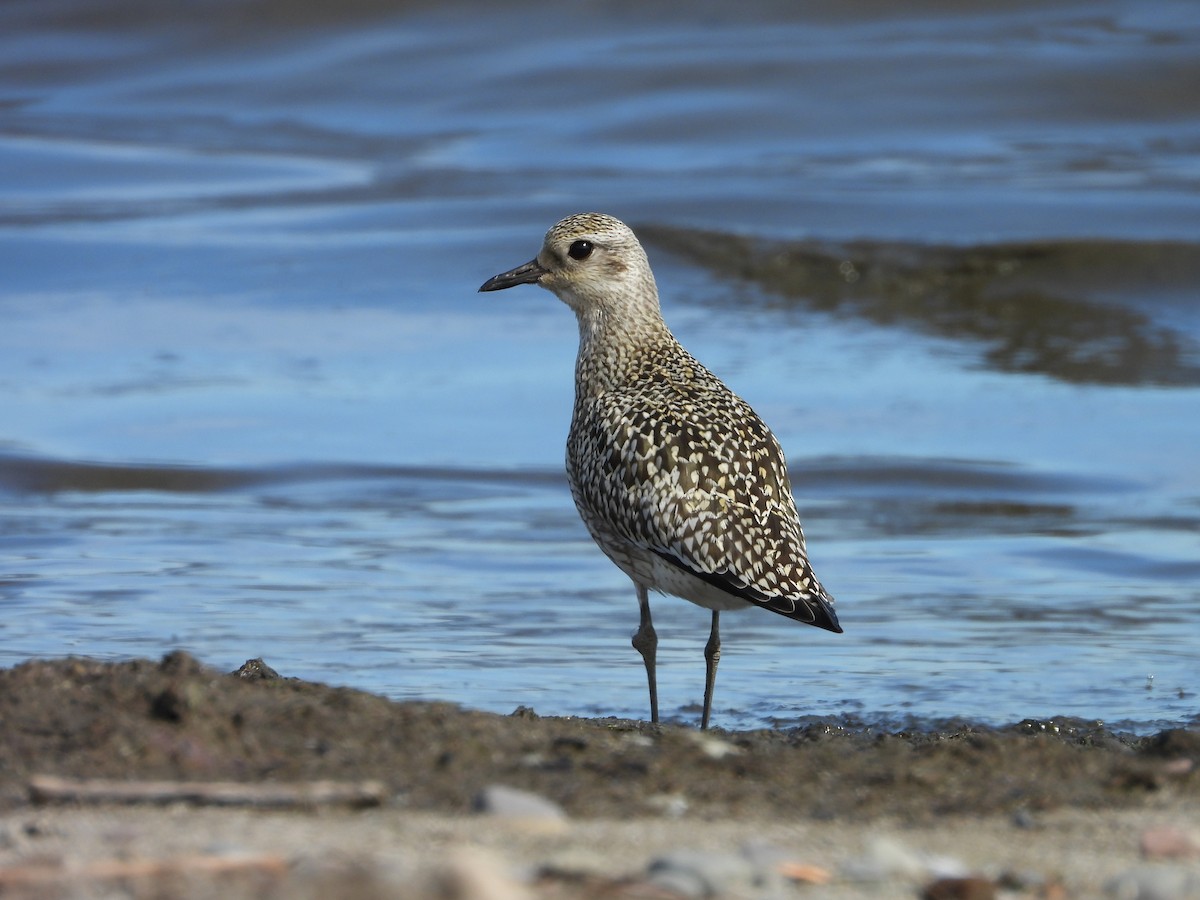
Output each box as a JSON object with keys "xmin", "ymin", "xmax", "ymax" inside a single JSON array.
[{"xmin": 1, "ymin": 0, "xmax": 1197, "ymax": 731}]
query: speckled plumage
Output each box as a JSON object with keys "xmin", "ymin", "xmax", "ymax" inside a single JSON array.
[{"xmin": 480, "ymin": 213, "xmax": 841, "ymax": 728}]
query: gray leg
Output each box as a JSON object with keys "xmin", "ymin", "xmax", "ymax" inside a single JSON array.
[
  {"xmin": 701, "ymin": 611, "xmax": 721, "ymax": 730},
  {"xmin": 631, "ymin": 582, "xmax": 659, "ymax": 723}
]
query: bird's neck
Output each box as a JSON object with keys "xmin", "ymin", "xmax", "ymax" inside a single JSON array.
[{"xmin": 572, "ymin": 297, "xmax": 678, "ymax": 397}]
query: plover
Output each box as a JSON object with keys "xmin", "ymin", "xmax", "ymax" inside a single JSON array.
[{"xmin": 480, "ymin": 213, "xmax": 841, "ymax": 729}]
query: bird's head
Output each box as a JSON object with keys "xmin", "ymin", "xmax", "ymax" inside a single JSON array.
[{"xmin": 479, "ymin": 213, "xmax": 660, "ymax": 324}]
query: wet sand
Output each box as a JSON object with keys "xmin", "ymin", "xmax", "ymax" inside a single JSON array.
[{"xmin": 1, "ymin": 652, "xmax": 1197, "ymax": 897}]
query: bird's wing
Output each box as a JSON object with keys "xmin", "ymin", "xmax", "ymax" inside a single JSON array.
[{"xmin": 572, "ymin": 383, "xmax": 840, "ymax": 632}]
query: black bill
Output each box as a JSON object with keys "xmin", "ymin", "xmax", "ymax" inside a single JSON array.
[{"xmin": 478, "ymin": 258, "xmax": 547, "ymax": 292}]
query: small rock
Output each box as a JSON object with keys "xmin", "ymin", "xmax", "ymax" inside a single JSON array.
[
  {"xmin": 740, "ymin": 842, "xmax": 831, "ymax": 885},
  {"xmin": 1011, "ymin": 808, "xmax": 1038, "ymax": 829},
  {"xmin": 1141, "ymin": 825, "xmax": 1200, "ymax": 860},
  {"xmin": 1105, "ymin": 864, "xmax": 1200, "ymax": 899},
  {"xmin": 471, "ymin": 785, "xmax": 567, "ymax": 832},
  {"xmin": 777, "ymin": 861, "xmax": 833, "ymax": 885},
  {"xmin": 1162, "ymin": 757, "xmax": 1194, "ymax": 776},
  {"xmin": 922, "ymin": 876, "xmax": 996, "ymax": 900},
  {"xmin": 643, "ymin": 792, "xmax": 689, "ymax": 817},
  {"xmin": 682, "ymin": 730, "xmax": 740, "ymax": 759},
  {"xmin": 430, "ymin": 847, "xmax": 532, "ymax": 900},
  {"xmin": 233, "ymin": 658, "xmax": 280, "ymax": 680},
  {"xmin": 843, "ymin": 836, "xmax": 968, "ymax": 883},
  {"xmin": 646, "ymin": 848, "xmax": 778, "ymax": 898}
]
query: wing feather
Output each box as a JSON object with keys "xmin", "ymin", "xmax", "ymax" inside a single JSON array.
[{"xmin": 568, "ymin": 367, "xmax": 840, "ymax": 633}]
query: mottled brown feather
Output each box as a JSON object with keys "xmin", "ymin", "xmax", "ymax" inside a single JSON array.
[{"xmin": 482, "ymin": 212, "xmax": 841, "ymax": 635}]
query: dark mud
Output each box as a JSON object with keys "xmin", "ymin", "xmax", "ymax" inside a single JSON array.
[{"xmin": 2, "ymin": 652, "xmax": 1196, "ymax": 822}]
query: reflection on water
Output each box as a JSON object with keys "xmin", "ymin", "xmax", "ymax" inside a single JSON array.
[
  {"xmin": 643, "ymin": 226, "xmax": 1200, "ymax": 387},
  {"xmin": 0, "ymin": 454, "xmax": 561, "ymax": 497}
]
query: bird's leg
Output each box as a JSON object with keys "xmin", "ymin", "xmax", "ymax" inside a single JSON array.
[
  {"xmin": 701, "ymin": 611, "xmax": 721, "ymax": 730},
  {"xmin": 631, "ymin": 582, "xmax": 659, "ymax": 724}
]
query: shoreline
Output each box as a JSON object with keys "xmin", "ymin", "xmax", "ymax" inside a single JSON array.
[{"xmin": 1, "ymin": 652, "xmax": 1197, "ymax": 897}]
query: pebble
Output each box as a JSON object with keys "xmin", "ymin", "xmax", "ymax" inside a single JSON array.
[
  {"xmin": 740, "ymin": 841, "xmax": 832, "ymax": 885},
  {"xmin": 622, "ymin": 733, "xmax": 655, "ymax": 749},
  {"xmin": 681, "ymin": 731, "xmax": 740, "ymax": 760},
  {"xmin": 1141, "ymin": 825, "xmax": 1200, "ymax": 860},
  {"xmin": 843, "ymin": 836, "xmax": 969, "ymax": 883},
  {"xmin": 1162, "ymin": 758, "xmax": 1194, "ymax": 776},
  {"xmin": 1105, "ymin": 865, "xmax": 1200, "ymax": 900},
  {"xmin": 471, "ymin": 785, "xmax": 568, "ymax": 833},
  {"xmin": 643, "ymin": 792, "xmax": 690, "ymax": 817},
  {"xmin": 646, "ymin": 847, "xmax": 781, "ymax": 898},
  {"xmin": 232, "ymin": 657, "xmax": 280, "ymax": 680},
  {"xmin": 1011, "ymin": 808, "xmax": 1039, "ymax": 829}
]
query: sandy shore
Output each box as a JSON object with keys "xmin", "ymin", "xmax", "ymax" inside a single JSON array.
[
  {"xmin": 0, "ymin": 802, "xmax": 1198, "ymax": 898},
  {"xmin": 1, "ymin": 653, "xmax": 1197, "ymax": 898}
]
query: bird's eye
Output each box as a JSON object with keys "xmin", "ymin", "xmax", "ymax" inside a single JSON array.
[{"xmin": 568, "ymin": 240, "xmax": 594, "ymax": 261}]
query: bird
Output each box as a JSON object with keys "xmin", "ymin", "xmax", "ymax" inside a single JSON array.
[{"xmin": 479, "ymin": 213, "xmax": 841, "ymax": 729}]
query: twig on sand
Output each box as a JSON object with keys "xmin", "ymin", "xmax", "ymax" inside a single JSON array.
[{"xmin": 27, "ymin": 774, "xmax": 389, "ymax": 808}]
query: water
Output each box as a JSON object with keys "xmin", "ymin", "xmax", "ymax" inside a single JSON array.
[{"xmin": 1, "ymin": 0, "xmax": 1197, "ymax": 731}]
